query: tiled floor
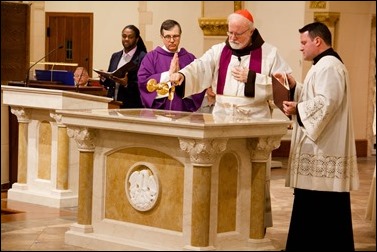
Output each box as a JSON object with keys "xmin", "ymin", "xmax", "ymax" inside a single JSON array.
[{"xmin": 1, "ymin": 157, "xmax": 376, "ymax": 251}]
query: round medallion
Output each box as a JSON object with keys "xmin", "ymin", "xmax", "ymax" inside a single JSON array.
[{"xmin": 125, "ymin": 164, "xmax": 159, "ymax": 211}]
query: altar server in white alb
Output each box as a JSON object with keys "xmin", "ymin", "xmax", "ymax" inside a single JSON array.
[
  {"xmin": 170, "ymin": 9, "xmax": 292, "ymax": 230},
  {"xmin": 281, "ymin": 22, "xmax": 359, "ymax": 251}
]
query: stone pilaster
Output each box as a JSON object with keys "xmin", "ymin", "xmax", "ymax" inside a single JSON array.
[
  {"xmin": 10, "ymin": 107, "xmax": 31, "ymax": 184},
  {"xmin": 179, "ymin": 138, "xmax": 227, "ymax": 249},
  {"xmin": 247, "ymin": 136, "xmax": 282, "ymax": 239},
  {"xmin": 67, "ymin": 127, "xmax": 96, "ymax": 227},
  {"xmin": 51, "ymin": 112, "xmax": 69, "ymax": 190}
]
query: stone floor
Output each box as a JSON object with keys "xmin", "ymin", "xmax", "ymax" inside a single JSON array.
[{"xmin": 1, "ymin": 157, "xmax": 376, "ymax": 251}]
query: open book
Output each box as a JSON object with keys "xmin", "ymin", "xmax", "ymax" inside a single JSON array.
[
  {"xmin": 271, "ymin": 74, "xmax": 290, "ymax": 113},
  {"xmin": 93, "ymin": 61, "xmax": 137, "ymax": 79}
]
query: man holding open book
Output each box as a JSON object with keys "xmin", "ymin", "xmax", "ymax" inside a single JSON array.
[{"xmin": 99, "ymin": 25, "xmax": 147, "ymax": 108}]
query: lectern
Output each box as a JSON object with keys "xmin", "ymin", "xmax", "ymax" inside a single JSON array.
[{"xmin": 1, "ymin": 85, "xmax": 112, "ymax": 208}]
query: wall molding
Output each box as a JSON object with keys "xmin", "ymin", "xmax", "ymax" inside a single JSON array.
[
  {"xmin": 310, "ymin": 1, "xmax": 327, "ymax": 9},
  {"xmin": 314, "ymin": 12, "xmax": 340, "ymax": 28},
  {"xmin": 198, "ymin": 1, "xmax": 243, "ymax": 36},
  {"xmin": 314, "ymin": 12, "xmax": 340, "ymax": 48},
  {"xmin": 198, "ymin": 18, "xmax": 228, "ymax": 36}
]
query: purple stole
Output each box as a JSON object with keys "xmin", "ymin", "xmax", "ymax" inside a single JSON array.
[{"xmin": 217, "ymin": 46, "xmax": 262, "ymax": 94}]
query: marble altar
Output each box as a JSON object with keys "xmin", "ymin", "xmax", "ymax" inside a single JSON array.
[{"xmin": 57, "ymin": 108, "xmax": 291, "ymax": 250}]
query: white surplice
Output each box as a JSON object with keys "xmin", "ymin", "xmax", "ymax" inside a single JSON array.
[
  {"xmin": 181, "ymin": 42, "xmax": 292, "ymax": 119},
  {"xmin": 286, "ymin": 55, "xmax": 359, "ymax": 192}
]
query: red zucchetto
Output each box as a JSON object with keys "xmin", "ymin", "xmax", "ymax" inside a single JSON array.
[{"xmin": 235, "ymin": 9, "xmax": 254, "ymax": 23}]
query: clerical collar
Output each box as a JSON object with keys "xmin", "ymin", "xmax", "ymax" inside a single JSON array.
[
  {"xmin": 161, "ymin": 45, "xmax": 180, "ymax": 53},
  {"xmin": 313, "ymin": 48, "xmax": 343, "ymax": 65}
]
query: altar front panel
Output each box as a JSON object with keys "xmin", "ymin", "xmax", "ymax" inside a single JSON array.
[
  {"xmin": 66, "ymin": 129, "xmax": 272, "ymax": 251},
  {"xmin": 104, "ymin": 146, "xmax": 184, "ymax": 232},
  {"xmin": 59, "ymin": 108, "xmax": 290, "ymax": 250}
]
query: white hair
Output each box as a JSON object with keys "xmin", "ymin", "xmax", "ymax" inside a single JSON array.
[{"xmin": 227, "ymin": 13, "xmax": 254, "ymax": 30}]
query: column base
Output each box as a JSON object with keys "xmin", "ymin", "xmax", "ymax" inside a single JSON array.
[{"xmin": 7, "ymin": 185, "xmax": 77, "ymax": 208}]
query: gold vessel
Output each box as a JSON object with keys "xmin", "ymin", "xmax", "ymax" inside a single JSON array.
[{"xmin": 146, "ymin": 79, "xmax": 169, "ymax": 96}]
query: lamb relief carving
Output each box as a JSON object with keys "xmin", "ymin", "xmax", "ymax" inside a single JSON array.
[{"xmin": 126, "ymin": 166, "xmax": 159, "ymax": 211}]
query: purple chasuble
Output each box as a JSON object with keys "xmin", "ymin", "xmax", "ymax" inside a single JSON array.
[
  {"xmin": 217, "ymin": 46, "xmax": 262, "ymax": 94},
  {"xmin": 138, "ymin": 47, "xmax": 205, "ymax": 112}
]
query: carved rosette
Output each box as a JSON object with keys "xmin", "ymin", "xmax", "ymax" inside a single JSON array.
[
  {"xmin": 67, "ymin": 126, "xmax": 96, "ymax": 151},
  {"xmin": 247, "ymin": 136, "xmax": 283, "ymax": 161},
  {"xmin": 198, "ymin": 18, "xmax": 228, "ymax": 36},
  {"xmin": 125, "ymin": 165, "xmax": 159, "ymax": 212},
  {"xmin": 179, "ymin": 138, "xmax": 228, "ymax": 166},
  {"xmin": 10, "ymin": 106, "xmax": 31, "ymax": 123}
]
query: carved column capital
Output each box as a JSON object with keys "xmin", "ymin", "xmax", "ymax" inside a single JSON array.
[
  {"xmin": 314, "ymin": 12, "xmax": 340, "ymax": 49},
  {"xmin": 198, "ymin": 18, "xmax": 228, "ymax": 36},
  {"xmin": 314, "ymin": 12, "xmax": 340, "ymax": 28},
  {"xmin": 179, "ymin": 138, "xmax": 228, "ymax": 166},
  {"xmin": 67, "ymin": 127, "xmax": 96, "ymax": 152},
  {"xmin": 50, "ymin": 112, "xmax": 66, "ymax": 127},
  {"xmin": 247, "ymin": 136, "xmax": 283, "ymax": 161},
  {"xmin": 10, "ymin": 106, "xmax": 31, "ymax": 123}
]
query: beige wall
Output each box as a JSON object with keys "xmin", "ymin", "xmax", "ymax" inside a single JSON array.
[
  {"xmin": 302, "ymin": 1, "xmax": 376, "ymax": 156},
  {"xmin": 39, "ymin": 1, "xmax": 203, "ymax": 72},
  {"xmin": 27, "ymin": 1, "xmax": 377, "ymax": 148},
  {"xmin": 327, "ymin": 1, "xmax": 376, "ymax": 155}
]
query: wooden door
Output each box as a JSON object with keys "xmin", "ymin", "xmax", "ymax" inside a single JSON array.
[
  {"xmin": 45, "ymin": 13, "xmax": 93, "ymax": 75},
  {"xmin": 1, "ymin": 2, "xmax": 31, "ymax": 190}
]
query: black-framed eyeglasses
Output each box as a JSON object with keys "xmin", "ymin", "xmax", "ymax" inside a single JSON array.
[
  {"xmin": 227, "ymin": 28, "xmax": 250, "ymax": 38},
  {"xmin": 163, "ymin": 34, "xmax": 181, "ymax": 41}
]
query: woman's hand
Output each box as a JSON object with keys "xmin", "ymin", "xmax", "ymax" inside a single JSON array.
[{"xmin": 110, "ymin": 72, "xmax": 128, "ymax": 87}]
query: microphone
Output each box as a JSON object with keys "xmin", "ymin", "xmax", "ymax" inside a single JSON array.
[{"xmin": 25, "ymin": 45, "xmax": 64, "ymax": 87}]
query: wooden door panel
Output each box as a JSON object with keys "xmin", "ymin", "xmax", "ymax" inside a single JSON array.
[
  {"xmin": 46, "ymin": 13, "xmax": 93, "ymax": 75},
  {"xmin": 72, "ymin": 17, "xmax": 91, "ymax": 72},
  {"xmin": 1, "ymin": 2, "xmax": 30, "ymax": 83},
  {"xmin": 1, "ymin": 2, "xmax": 31, "ymax": 189}
]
